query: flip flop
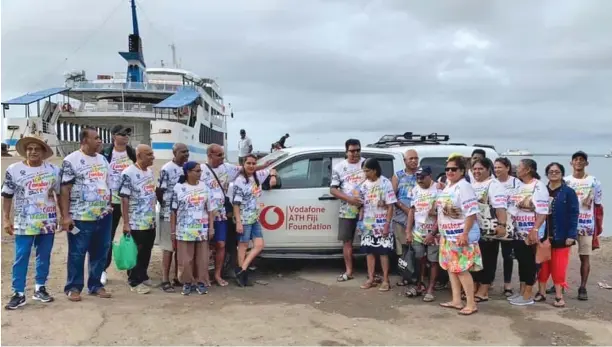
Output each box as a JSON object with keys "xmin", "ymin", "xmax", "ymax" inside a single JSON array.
[
  {"xmin": 503, "ymin": 289, "xmax": 514, "ymax": 297},
  {"xmin": 215, "ymin": 279, "xmax": 229, "ymax": 287},
  {"xmin": 423, "ymin": 293, "xmax": 435, "ymax": 302},
  {"xmin": 534, "ymin": 293, "xmax": 546, "ymax": 302},
  {"xmin": 475, "ymin": 296, "xmax": 489, "ymax": 303},
  {"xmin": 337, "ymin": 273, "xmax": 354, "ymax": 282},
  {"xmin": 553, "ymin": 297, "xmax": 565, "ymax": 308},
  {"xmin": 458, "ymin": 307, "xmax": 478, "ymax": 316},
  {"xmin": 440, "ymin": 301, "xmax": 463, "ymax": 310},
  {"xmin": 360, "ymin": 281, "xmax": 376, "ymax": 289},
  {"xmin": 396, "ymin": 279, "xmax": 410, "ymax": 287},
  {"xmin": 378, "ymin": 282, "xmax": 391, "ymax": 292}
]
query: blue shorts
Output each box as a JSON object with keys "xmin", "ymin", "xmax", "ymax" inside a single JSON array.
[
  {"xmin": 213, "ymin": 220, "xmax": 228, "ymax": 243},
  {"xmin": 239, "ymin": 221, "xmax": 263, "ymax": 243}
]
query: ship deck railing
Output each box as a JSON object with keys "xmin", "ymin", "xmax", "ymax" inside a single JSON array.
[{"xmin": 70, "ymin": 81, "xmax": 182, "ymax": 93}]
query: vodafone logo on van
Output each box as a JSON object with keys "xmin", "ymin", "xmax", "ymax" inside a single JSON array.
[{"xmin": 259, "ymin": 206, "xmax": 285, "ymax": 230}]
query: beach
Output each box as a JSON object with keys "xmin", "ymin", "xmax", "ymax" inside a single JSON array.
[{"xmin": 1, "ymin": 156, "xmax": 612, "ymax": 345}]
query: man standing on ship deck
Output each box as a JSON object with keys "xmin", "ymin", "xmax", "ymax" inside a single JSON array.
[
  {"xmin": 237, "ymin": 129, "xmax": 252, "ymax": 165},
  {"xmin": 563, "ymin": 151, "xmax": 603, "ymax": 301},
  {"xmin": 331, "ymin": 139, "xmax": 365, "ymax": 282},
  {"xmin": 156, "ymin": 143, "xmax": 189, "ymax": 292},
  {"xmin": 119, "ymin": 144, "xmax": 157, "ymax": 294},
  {"xmin": 100, "ymin": 125, "xmax": 136, "ymax": 285},
  {"xmin": 60, "ymin": 127, "xmax": 113, "ymax": 301}
]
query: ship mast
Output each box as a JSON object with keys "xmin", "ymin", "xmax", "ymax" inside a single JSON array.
[{"xmin": 119, "ymin": 0, "xmax": 146, "ymax": 83}]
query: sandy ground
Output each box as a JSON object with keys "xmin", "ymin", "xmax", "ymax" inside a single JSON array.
[{"xmin": 2, "ymin": 157, "xmax": 612, "ymax": 346}]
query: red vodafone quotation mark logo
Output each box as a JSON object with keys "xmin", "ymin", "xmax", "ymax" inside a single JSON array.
[{"xmin": 260, "ymin": 206, "xmax": 285, "ymax": 230}]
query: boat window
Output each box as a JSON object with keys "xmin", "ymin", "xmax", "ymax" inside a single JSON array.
[{"xmin": 275, "ymin": 156, "xmax": 326, "ymax": 189}]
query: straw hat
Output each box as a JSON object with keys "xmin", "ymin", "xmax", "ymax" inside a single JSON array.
[{"xmin": 15, "ymin": 134, "xmax": 54, "ymax": 160}]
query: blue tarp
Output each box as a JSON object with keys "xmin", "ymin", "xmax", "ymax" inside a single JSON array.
[
  {"xmin": 153, "ymin": 87, "xmax": 200, "ymax": 109},
  {"xmin": 1, "ymin": 87, "xmax": 70, "ymax": 105}
]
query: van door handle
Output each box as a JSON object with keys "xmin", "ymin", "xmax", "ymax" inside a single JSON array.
[{"xmin": 318, "ymin": 194, "xmax": 337, "ymax": 201}]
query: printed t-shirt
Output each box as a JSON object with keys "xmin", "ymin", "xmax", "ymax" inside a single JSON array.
[
  {"xmin": 232, "ymin": 170, "xmax": 271, "ymax": 225},
  {"xmin": 564, "ymin": 175, "xmax": 603, "ymax": 236},
  {"xmin": 436, "ymin": 179, "xmax": 480, "ymax": 243},
  {"xmin": 171, "ymin": 181, "xmax": 213, "ymax": 241},
  {"xmin": 1, "ymin": 162, "xmax": 60, "ymax": 235},
  {"xmin": 358, "ymin": 177, "xmax": 397, "ymax": 237},
  {"xmin": 61, "ymin": 150, "xmax": 112, "ymax": 221},
  {"xmin": 108, "ymin": 150, "xmax": 133, "ymax": 204},
  {"xmin": 200, "ymin": 163, "xmax": 241, "ymax": 221},
  {"xmin": 159, "ymin": 161, "xmax": 183, "ymax": 222},
  {"xmin": 331, "ymin": 158, "xmax": 366, "ymax": 219},
  {"xmin": 392, "ymin": 169, "xmax": 417, "ymax": 227},
  {"xmin": 119, "ymin": 165, "xmax": 157, "ymax": 230},
  {"xmin": 508, "ymin": 179, "xmax": 549, "ymax": 239},
  {"xmin": 410, "ymin": 183, "xmax": 440, "ymax": 243}
]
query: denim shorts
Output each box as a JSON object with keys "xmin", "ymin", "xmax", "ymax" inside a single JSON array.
[
  {"xmin": 213, "ymin": 220, "xmax": 228, "ymax": 243},
  {"xmin": 239, "ymin": 221, "xmax": 263, "ymax": 243}
]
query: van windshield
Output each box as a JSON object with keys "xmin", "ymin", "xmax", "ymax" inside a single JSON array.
[{"xmin": 257, "ymin": 150, "xmax": 289, "ymax": 167}]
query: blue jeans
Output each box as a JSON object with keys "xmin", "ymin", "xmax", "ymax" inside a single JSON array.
[
  {"xmin": 239, "ymin": 221, "xmax": 263, "ymax": 243},
  {"xmin": 12, "ymin": 234, "xmax": 55, "ymax": 293},
  {"xmin": 64, "ymin": 214, "xmax": 112, "ymax": 294}
]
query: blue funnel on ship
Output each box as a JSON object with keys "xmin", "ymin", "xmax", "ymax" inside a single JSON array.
[{"xmin": 119, "ymin": 0, "xmax": 146, "ymax": 82}]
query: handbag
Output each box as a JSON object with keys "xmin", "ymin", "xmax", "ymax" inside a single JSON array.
[
  {"xmin": 205, "ymin": 163, "xmax": 233, "ymax": 215},
  {"xmin": 536, "ymin": 238, "xmax": 552, "ymax": 264}
]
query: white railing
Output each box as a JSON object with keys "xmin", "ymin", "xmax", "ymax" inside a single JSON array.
[
  {"xmin": 78, "ymin": 102, "xmax": 155, "ymax": 113},
  {"xmin": 71, "ymin": 81, "xmax": 181, "ymax": 93}
]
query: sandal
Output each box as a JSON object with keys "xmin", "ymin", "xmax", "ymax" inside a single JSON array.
[
  {"xmin": 215, "ymin": 278, "xmax": 229, "ymax": 287},
  {"xmin": 440, "ymin": 301, "xmax": 463, "ymax": 310},
  {"xmin": 378, "ymin": 282, "xmax": 391, "ymax": 292},
  {"xmin": 534, "ymin": 293, "xmax": 546, "ymax": 302},
  {"xmin": 160, "ymin": 281, "xmax": 175, "ymax": 293},
  {"xmin": 337, "ymin": 273, "xmax": 354, "ymax": 282},
  {"xmin": 404, "ymin": 286, "xmax": 421, "ymax": 298},
  {"xmin": 396, "ymin": 279, "xmax": 410, "ymax": 287},
  {"xmin": 475, "ymin": 296, "xmax": 489, "ymax": 303},
  {"xmin": 458, "ymin": 307, "xmax": 478, "ymax": 316},
  {"xmin": 360, "ymin": 281, "xmax": 376, "ymax": 289},
  {"xmin": 553, "ymin": 297, "xmax": 565, "ymax": 308},
  {"xmin": 503, "ymin": 288, "xmax": 514, "ymax": 297},
  {"xmin": 423, "ymin": 293, "xmax": 435, "ymax": 302}
]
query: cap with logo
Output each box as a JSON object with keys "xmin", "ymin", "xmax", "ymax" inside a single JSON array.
[
  {"xmin": 416, "ymin": 166, "xmax": 432, "ymax": 177},
  {"xmin": 571, "ymin": 151, "xmax": 588, "ymax": 161},
  {"xmin": 111, "ymin": 125, "xmax": 132, "ymax": 136}
]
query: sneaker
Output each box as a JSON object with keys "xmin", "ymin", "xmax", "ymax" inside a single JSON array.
[
  {"xmin": 234, "ymin": 268, "xmax": 246, "ymax": 287},
  {"xmin": 181, "ymin": 284, "xmax": 192, "ymax": 296},
  {"xmin": 510, "ymin": 296, "xmax": 535, "ymax": 306},
  {"xmin": 130, "ymin": 284, "xmax": 150, "ymax": 294},
  {"xmin": 66, "ymin": 290, "xmax": 82, "ymax": 302},
  {"xmin": 506, "ymin": 293, "xmax": 521, "ymax": 301},
  {"xmin": 142, "ymin": 279, "xmax": 153, "ymax": 287},
  {"xmin": 196, "ymin": 283, "xmax": 209, "ymax": 295},
  {"xmin": 577, "ymin": 286, "xmax": 588, "ymax": 301},
  {"xmin": 32, "ymin": 286, "xmax": 54, "ymax": 303},
  {"xmin": 101, "ymin": 271, "xmax": 108, "ymax": 285},
  {"xmin": 5, "ymin": 293, "xmax": 26, "ymax": 310}
]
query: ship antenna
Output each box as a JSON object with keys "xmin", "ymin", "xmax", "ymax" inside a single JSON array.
[
  {"xmin": 170, "ymin": 43, "xmax": 177, "ymax": 68},
  {"xmin": 119, "ymin": 0, "xmax": 146, "ymax": 82}
]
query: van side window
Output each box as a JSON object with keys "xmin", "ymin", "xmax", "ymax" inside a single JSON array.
[
  {"xmin": 418, "ymin": 157, "xmax": 448, "ymax": 179},
  {"xmin": 275, "ymin": 157, "xmax": 326, "ymax": 189},
  {"xmin": 360, "ymin": 154, "xmax": 395, "ymax": 179}
]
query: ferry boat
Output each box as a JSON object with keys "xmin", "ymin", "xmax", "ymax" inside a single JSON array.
[
  {"xmin": 1, "ymin": 0, "xmax": 230, "ymax": 161},
  {"xmin": 501, "ymin": 149, "xmax": 532, "ymax": 156}
]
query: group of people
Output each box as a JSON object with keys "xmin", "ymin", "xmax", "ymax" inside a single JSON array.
[
  {"xmin": 330, "ymin": 140, "xmax": 603, "ymax": 315},
  {"xmin": 3, "ymin": 125, "xmax": 278, "ymax": 310},
  {"xmin": 2, "ymin": 129, "xmax": 604, "ymax": 316}
]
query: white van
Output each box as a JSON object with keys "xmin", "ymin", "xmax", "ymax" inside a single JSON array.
[{"xmin": 257, "ymin": 134, "xmax": 498, "ymax": 258}]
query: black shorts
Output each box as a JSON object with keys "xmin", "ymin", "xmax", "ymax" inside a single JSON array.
[{"xmin": 337, "ymin": 218, "xmax": 358, "ymax": 242}]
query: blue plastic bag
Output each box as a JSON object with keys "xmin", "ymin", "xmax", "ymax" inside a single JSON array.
[{"xmin": 113, "ymin": 234, "xmax": 138, "ymax": 271}]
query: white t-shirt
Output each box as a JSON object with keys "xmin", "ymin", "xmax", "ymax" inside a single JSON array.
[
  {"xmin": 508, "ymin": 179, "xmax": 549, "ymax": 239},
  {"xmin": 1, "ymin": 162, "xmax": 60, "ymax": 235},
  {"xmin": 238, "ymin": 137, "xmax": 252, "ymax": 157},
  {"xmin": 472, "ymin": 178, "xmax": 507, "ymax": 209},
  {"xmin": 358, "ymin": 177, "xmax": 397, "ymax": 237},
  {"xmin": 108, "ymin": 150, "xmax": 133, "ymax": 204},
  {"xmin": 119, "ymin": 165, "xmax": 157, "ymax": 230},
  {"xmin": 171, "ymin": 181, "xmax": 213, "ymax": 241},
  {"xmin": 331, "ymin": 158, "xmax": 366, "ymax": 219},
  {"xmin": 61, "ymin": 151, "xmax": 112, "ymax": 221},
  {"xmin": 410, "ymin": 183, "xmax": 440, "ymax": 243},
  {"xmin": 436, "ymin": 179, "xmax": 480, "ymax": 243},
  {"xmin": 564, "ymin": 175, "xmax": 603, "ymax": 236},
  {"xmin": 496, "ymin": 176, "xmax": 520, "ymax": 201},
  {"xmin": 158, "ymin": 161, "xmax": 184, "ymax": 222},
  {"xmin": 200, "ymin": 163, "xmax": 242, "ymax": 221},
  {"xmin": 232, "ymin": 170, "xmax": 271, "ymax": 225}
]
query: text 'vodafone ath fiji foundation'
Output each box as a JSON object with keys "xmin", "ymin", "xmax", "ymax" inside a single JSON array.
[{"xmin": 259, "ymin": 205, "xmax": 333, "ymax": 231}]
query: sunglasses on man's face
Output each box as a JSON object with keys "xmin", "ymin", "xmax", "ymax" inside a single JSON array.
[
  {"xmin": 347, "ymin": 149, "xmax": 361, "ymax": 153},
  {"xmin": 445, "ymin": 167, "xmax": 459, "ymax": 172}
]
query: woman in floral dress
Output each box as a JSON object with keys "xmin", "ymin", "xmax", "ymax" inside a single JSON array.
[
  {"xmin": 437, "ymin": 156, "xmax": 482, "ymax": 315},
  {"xmin": 358, "ymin": 158, "xmax": 397, "ymax": 291}
]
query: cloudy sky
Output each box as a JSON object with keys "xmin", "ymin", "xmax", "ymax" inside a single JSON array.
[{"xmin": 2, "ymin": 0, "xmax": 611, "ymax": 154}]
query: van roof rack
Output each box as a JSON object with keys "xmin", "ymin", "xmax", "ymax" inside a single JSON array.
[
  {"xmin": 473, "ymin": 143, "xmax": 497, "ymax": 151},
  {"xmin": 367, "ymin": 132, "xmax": 451, "ymax": 148}
]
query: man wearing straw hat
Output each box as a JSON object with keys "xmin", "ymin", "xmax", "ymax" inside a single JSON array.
[
  {"xmin": 2, "ymin": 134, "xmax": 60, "ymax": 310},
  {"xmin": 59, "ymin": 127, "xmax": 113, "ymax": 301}
]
